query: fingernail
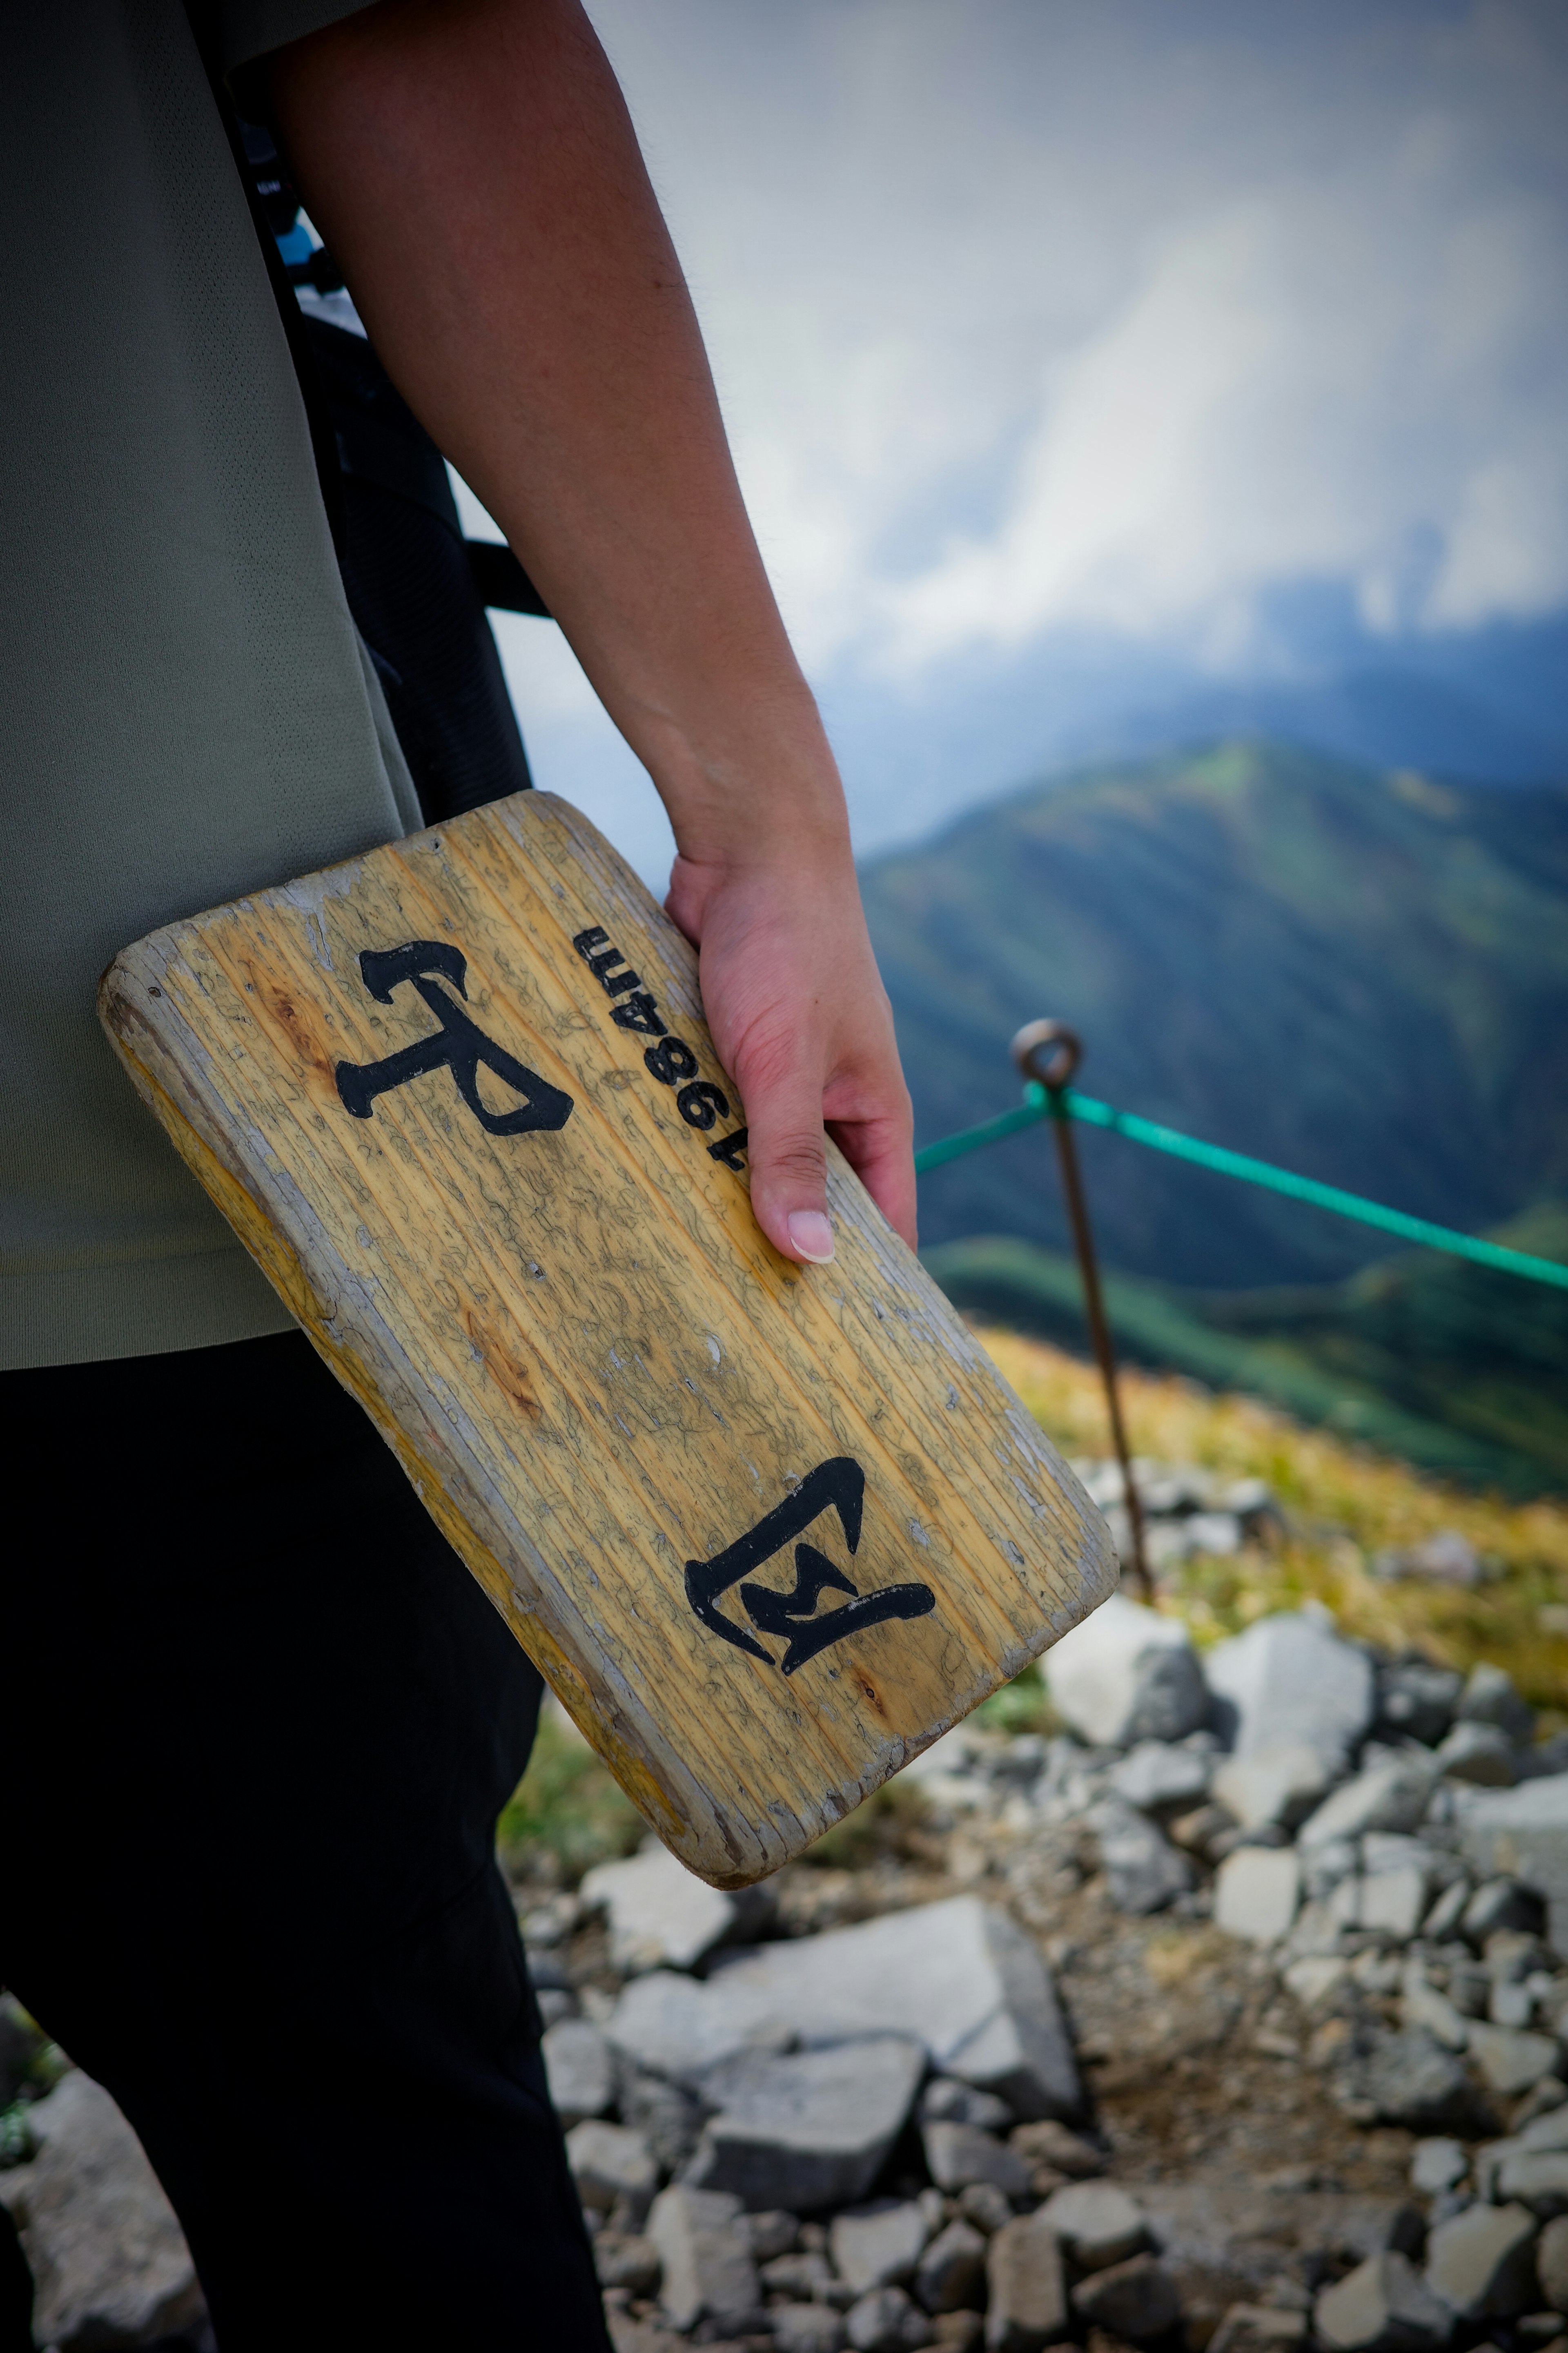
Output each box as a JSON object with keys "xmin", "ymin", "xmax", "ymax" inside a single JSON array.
[{"xmin": 787, "ymin": 1211, "xmax": 835, "ymax": 1264}]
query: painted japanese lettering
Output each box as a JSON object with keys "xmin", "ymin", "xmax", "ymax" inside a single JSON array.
[
  {"xmin": 685, "ymin": 1458, "xmax": 936, "ymax": 1674},
  {"xmin": 335, "ymin": 941, "xmax": 574, "ymax": 1136}
]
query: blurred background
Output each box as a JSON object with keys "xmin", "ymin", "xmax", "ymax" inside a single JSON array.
[{"xmin": 466, "ymin": 0, "xmax": 1568, "ymax": 1497}]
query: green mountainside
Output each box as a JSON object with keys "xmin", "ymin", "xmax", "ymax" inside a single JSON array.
[
  {"xmin": 923, "ymin": 1199, "xmax": 1568, "ymax": 1497},
  {"xmin": 861, "ymin": 740, "xmax": 1568, "ymax": 1289},
  {"xmin": 860, "ymin": 740, "xmax": 1568, "ymax": 1489}
]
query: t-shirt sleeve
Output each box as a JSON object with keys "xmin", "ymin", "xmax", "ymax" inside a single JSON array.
[{"xmin": 210, "ymin": 0, "xmax": 380, "ymax": 78}]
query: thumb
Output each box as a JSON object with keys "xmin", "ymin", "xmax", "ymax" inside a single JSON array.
[{"xmin": 741, "ymin": 1052, "xmax": 835, "ymax": 1265}]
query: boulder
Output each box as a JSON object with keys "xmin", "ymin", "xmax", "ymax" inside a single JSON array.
[
  {"xmin": 566, "ymin": 2121, "xmax": 659, "ymax": 2220},
  {"xmin": 1539, "ymin": 2214, "xmax": 1568, "ymax": 2312},
  {"xmin": 846, "ymin": 2283, "xmax": 933, "ymax": 2350},
  {"xmin": 916, "ymin": 2219, "xmax": 988, "ymax": 2313},
  {"xmin": 1299, "ymin": 1757, "xmax": 1439, "ymax": 1851},
  {"xmin": 1359, "ymin": 1863, "xmax": 1432, "ymax": 1943},
  {"xmin": 1214, "ymin": 1846, "xmax": 1300, "ymax": 1944},
  {"xmin": 1071, "ymin": 2252, "xmax": 1182, "ymax": 2341},
  {"xmin": 1206, "ymin": 1613, "xmax": 1375, "ymax": 1768},
  {"xmin": 1107, "ymin": 1743, "xmax": 1212, "ymax": 1813},
  {"xmin": 1361, "ymin": 2029, "xmax": 1483, "ymax": 2133},
  {"xmin": 1424, "ymin": 2201, "xmax": 1540, "ymax": 2318},
  {"xmin": 646, "ymin": 2183, "xmax": 762, "ymax": 2335},
  {"xmin": 775, "ymin": 2306, "xmax": 851, "ymax": 2353},
  {"xmin": 1496, "ymin": 2151, "xmax": 1568, "ymax": 2217},
  {"xmin": 1089, "ymin": 1800, "xmax": 1194, "ymax": 1915},
  {"xmin": 689, "ymin": 1897, "xmax": 1082, "ymax": 2121},
  {"xmin": 1458, "ymin": 1665, "xmax": 1536, "ymax": 1748},
  {"xmin": 542, "ymin": 2016, "xmax": 616, "ymax": 2127},
  {"xmin": 1466, "ymin": 2025, "xmax": 1561, "ymax": 2099},
  {"xmin": 985, "ymin": 2208, "xmax": 1070, "ymax": 2350},
  {"xmin": 1461, "ymin": 1778, "xmax": 1568, "ymax": 1958},
  {"xmin": 1314, "ymin": 2250, "xmax": 1454, "ymax": 2352},
  {"xmin": 1206, "ymin": 2306, "xmax": 1309, "ymax": 2353},
  {"xmin": 1436, "ymin": 1724, "xmax": 1519, "ymax": 1787},
  {"xmin": 1038, "ymin": 2181, "xmax": 1149, "ymax": 2271},
  {"xmin": 605, "ymin": 1967, "xmax": 792, "ymax": 2089},
  {"xmin": 0, "ymin": 2072, "xmax": 206, "ymax": 2351},
  {"xmin": 686, "ymin": 2035, "xmax": 925, "ymax": 2212},
  {"xmin": 832, "ymin": 2200, "xmax": 933, "ymax": 2295},
  {"xmin": 1411, "ymin": 2140, "xmax": 1469, "ymax": 2195},
  {"xmin": 1042, "ymin": 1595, "xmax": 1209, "ymax": 1750},
  {"xmin": 1213, "ymin": 1744, "xmax": 1332, "ymax": 1831},
  {"xmin": 1401, "ymin": 1972, "xmax": 1469, "ymax": 2053},
  {"xmin": 743, "ymin": 2208, "xmax": 804, "ymax": 2261},
  {"xmin": 581, "ymin": 1840, "xmax": 771, "ymax": 1974},
  {"xmin": 960, "ymin": 2183, "xmax": 1017, "ymax": 2235},
  {"xmin": 922, "ymin": 2121, "xmax": 1031, "ymax": 2199}
]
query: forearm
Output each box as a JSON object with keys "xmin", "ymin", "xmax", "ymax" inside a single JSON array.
[{"xmin": 270, "ymin": 0, "xmax": 845, "ymax": 869}]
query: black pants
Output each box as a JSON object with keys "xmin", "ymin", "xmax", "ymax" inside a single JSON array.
[{"xmin": 0, "ymin": 1330, "xmax": 611, "ymax": 2351}]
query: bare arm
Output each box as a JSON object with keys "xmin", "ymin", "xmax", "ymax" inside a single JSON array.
[{"xmin": 270, "ymin": 0, "xmax": 915, "ymax": 1259}]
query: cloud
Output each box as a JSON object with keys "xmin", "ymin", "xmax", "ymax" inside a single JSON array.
[{"xmin": 586, "ymin": 0, "xmax": 1568, "ymax": 674}]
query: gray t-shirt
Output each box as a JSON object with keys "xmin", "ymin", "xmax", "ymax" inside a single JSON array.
[{"xmin": 2, "ymin": 0, "xmax": 424, "ymax": 1368}]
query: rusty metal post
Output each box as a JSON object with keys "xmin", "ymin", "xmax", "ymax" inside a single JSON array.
[{"xmin": 1011, "ymin": 1021, "xmax": 1153, "ymax": 1602}]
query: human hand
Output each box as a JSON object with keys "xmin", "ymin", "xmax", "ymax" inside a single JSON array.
[{"xmin": 666, "ymin": 843, "xmax": 916, "ymax": 1266}]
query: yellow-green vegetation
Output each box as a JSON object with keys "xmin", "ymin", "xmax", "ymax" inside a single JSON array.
[
  {"xmin": 497, "ymin": 1700, "xmax": 641, "ymax": 1883},
  {"xmin": 981, "ymin": 1325, "xmax": 1568, "ymax": 1718}
]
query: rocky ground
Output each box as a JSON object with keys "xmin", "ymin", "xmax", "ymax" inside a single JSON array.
[{"xmin": 4, "ymin": 1438, "xmax": 1567, "ymax": 2353}]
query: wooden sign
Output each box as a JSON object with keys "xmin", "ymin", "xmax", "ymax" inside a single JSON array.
[{"xmin": 99, "ymin": 793, "xmax": 1114, "ymax": 1887}]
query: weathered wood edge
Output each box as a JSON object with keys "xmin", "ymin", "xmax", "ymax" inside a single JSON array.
[{"xmin": 96, "ymin": 803, "xmax": 1117, "ymax": 1885}]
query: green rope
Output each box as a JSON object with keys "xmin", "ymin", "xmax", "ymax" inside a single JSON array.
[{"xmin": 913, "ymin": 1080, "xmax": 1568, "ymax": 1294}]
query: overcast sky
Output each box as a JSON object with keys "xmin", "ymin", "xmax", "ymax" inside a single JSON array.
[{"xmin": 479, "ymin": 0, "xmax": 1568, "ymax": 883}]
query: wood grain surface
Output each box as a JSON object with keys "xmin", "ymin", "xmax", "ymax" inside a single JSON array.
[{"xmin": 99, "ymin": 792, "xmax": 1114, "ymax": 1885}]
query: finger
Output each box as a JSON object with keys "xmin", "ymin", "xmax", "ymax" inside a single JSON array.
[
  {"xmin": 740, "ymin": 1046, "xmax": 834, "ymax": 1264},
  {"xmin": 828, "ymin": 1111, "xmax": 918, "ymax": 1253}
]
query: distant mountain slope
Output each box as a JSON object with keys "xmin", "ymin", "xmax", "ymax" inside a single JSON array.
[
  {"xmin": 861, "ymin": 741, "xmax": 1568, "ymax": 1287},
  {"xmin": 923, "ymin": 1197, "xmax": 1568, "ymax": 1497}
]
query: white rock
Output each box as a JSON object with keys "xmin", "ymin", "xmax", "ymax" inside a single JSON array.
[
  {"xmin": 1316, "ymin": 2251, "xmax": 1452, "ymax": 2352},
  {"xmin": 1213, "ymin": 1743, "xmax": 1332, "ymax": 1831},
  {"xmin": 1466, "ymin": 2022, "xmax": 1561, "ymax": 2097},
  {"xmin": 580, "ymin": 1840, "xmax": 769, "ymax": 1974},
  {"xmin": 1043, "ymin": 1593, "xmax": 1209, "ymax": 1750},
  {"xmin": 566, "ymin": 2120, "xmax": 659, "ymax": 2217},
  {"xmin": 1185, "ymin": 1511, "xmax": 1244, "ymax": 1557},
  {"xmin": 685, "ymin": 2036, "xmax": 926, "ymax": 2213},
  {"xmin": 1298, "ymin": 1757, "xmax": 1439, "ymax": 1852},
  {"xmin": 606, "ymin": 1967, "xmax": 793, "ymax": 2088},
  {"xmin": 0, "ymin": 2073, "xmax": 205, "ymax": 2351},
  {"xmin": 1214, "ymin": 1846, "xmax": 1301, "ymax": 1944},
  {"xmin": 1460, "ymin": 1775, "xmax": 1568, "ymax": 1957},
  {"xmin": 1437, "ymin": 1722, "xmax": 1518, "ymax": 1786},
  {"xmin": 1107, "ymin": 1741, "xmax": 1212, "ymax": 1812},
  {"xmin": 1411, "ymin": 2138, "xmax": 1468, "ymax": 2195},
  {"xmin": 542, "ymin": 2016, "xmax": 615, "ymax": 2127},
  {"xmin": 647, "ymin": 2183, "xmax": 761, "ymax": 2334},
  {"xmin": 1401, "ymin": 1967, "xmax": 1469, "ymax": 2052},
  {"xmin": 1424, "ymin": 2200, "xmax": 1540, "ymax": 2317},
  {"xmin": 679, "ymin": 1896, "xmax": 1082, "ymax": 2121},
  {"xmin": 1038, "ymin": 2180, "xmax": 1149, "ymax": 2270},
  {"xmin": 1207, "ymin": 1613, "xmax": 1375, "ymax": 1769},
  {"xmin": 1360, "ymin": 1864, "xmax": 1431, "ymax": 1942},
  {"xmin": 830, "ymin": 2199, "xmax": 933, "ymax": 2296}
]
